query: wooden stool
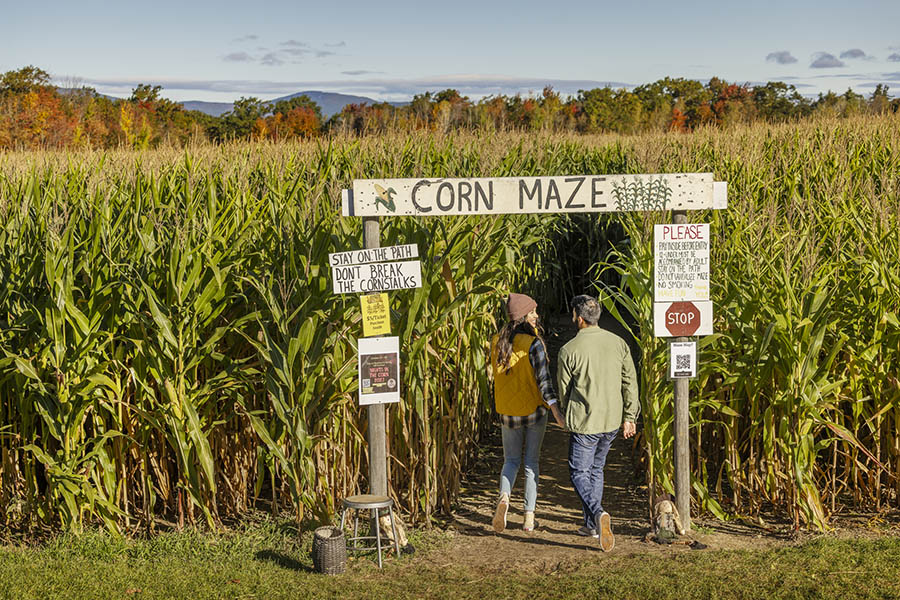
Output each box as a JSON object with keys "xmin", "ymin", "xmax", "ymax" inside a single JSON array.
[{"xmin": 340, "ymin": 494, "xmax": 400, "ymax": 568}]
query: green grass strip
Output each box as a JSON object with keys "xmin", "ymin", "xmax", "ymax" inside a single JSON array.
[{"xmin": 0, "ymin": 530, "xmax": 898, "ymax": 600}]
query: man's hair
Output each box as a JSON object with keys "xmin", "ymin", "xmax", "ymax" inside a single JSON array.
[{"xmin": 571, "ymin": 294, "xmax": 601, "ymax": 325}]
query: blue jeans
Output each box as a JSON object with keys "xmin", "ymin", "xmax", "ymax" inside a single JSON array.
[
  {"xmin": 499, "ymin": 413, "xmax": 548, "ymax": 512},
  {"xmin": 569, "ymin": 430, "xmax": 618, "ymax": 529}
]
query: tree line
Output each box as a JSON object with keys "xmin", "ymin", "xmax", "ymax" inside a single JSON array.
[{"xmin": 1, "ymin": 65, "xmax": 897, "ymax": 149}]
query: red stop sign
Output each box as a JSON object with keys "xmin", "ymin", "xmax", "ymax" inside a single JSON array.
[{"xmin": 665, "ymin": 302, "xmax": 701, "ymax": 336}]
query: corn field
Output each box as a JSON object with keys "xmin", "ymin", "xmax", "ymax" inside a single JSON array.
[
  {"xmin": 1, "ymin": 115, "xmax": 898, "ymax": 534},
  {"xmin": 600, "ymin": 115, "xmax": 900, "ymax": 529}
]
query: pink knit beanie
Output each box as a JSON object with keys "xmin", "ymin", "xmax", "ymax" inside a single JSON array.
[{"xmin": 506, "ymin": 293, "xmax": 537, "ymax": 321}]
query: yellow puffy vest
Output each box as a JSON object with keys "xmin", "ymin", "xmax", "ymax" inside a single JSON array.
[{"xmin": 491, "ymin": 332, "xmax": 545, "ymax": 417}]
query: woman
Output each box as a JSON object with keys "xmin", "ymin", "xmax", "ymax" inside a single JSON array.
[{"xmin": 489, "ymin": 293, "xmax": 565, "ymax": 533}]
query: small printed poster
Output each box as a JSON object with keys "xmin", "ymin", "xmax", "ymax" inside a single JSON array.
[
  {"xmin": 358, "ymin": 336, "xmax": 400, "ymax": 405},
  {"xmin": 669, "ymin": 341, "xmax": 697, "ymax": 379},
  {"xmin": 360, "ymin": 293, "xmax": 391, "ymax": 337}
]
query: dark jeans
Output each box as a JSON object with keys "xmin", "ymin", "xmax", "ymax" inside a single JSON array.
[{"xmin": 568, "ymin": 430, "xmax": 618, "ymax": 529}]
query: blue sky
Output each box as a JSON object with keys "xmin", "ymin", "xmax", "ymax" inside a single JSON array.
[{"xmin": 3, "ymin": 0, "xmax": 899, "ymax": 103}]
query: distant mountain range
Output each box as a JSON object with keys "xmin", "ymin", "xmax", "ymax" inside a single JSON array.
[
  {"xmin": 181, "ymin": 91, "xmax": 405, "ymax": 118},
  {"xmin": 60, "ymin": 87, "xmax": 405, "ymax": 119}
]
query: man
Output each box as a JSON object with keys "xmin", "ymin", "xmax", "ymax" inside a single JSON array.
[{"xmin": 557, "ymin": 294, "xmax": 639, "ymax": 552}]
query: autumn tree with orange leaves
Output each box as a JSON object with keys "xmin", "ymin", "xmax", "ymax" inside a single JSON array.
[{"xmin": 1, "ymin": 64, "xmax": 897, "ymax": 149}]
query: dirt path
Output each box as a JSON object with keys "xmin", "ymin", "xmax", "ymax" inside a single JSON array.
[{"xmin": 424, "ymin": 316, "xmax": 784, "ymax": 573}]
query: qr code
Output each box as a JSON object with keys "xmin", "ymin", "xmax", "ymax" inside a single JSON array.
[
  {"xmin": 675, "ymin": 354, "xmax": 691, "ymax": 370},
  {"xmin": 362, "ymin": 378, "xmax": 371, "ymax": 387}
]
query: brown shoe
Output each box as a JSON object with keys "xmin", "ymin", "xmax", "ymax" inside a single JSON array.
[
  {"xmin": 597, "ymin": 511, "xmax": 615, "ymax": 552},
  {"xmin": 492, "ymin": 493, "xmax": 509, "ymax": 533}
]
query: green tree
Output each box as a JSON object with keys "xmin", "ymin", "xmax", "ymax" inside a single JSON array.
[
  {"xmin": 610, "ymin": 89, "xmax": 644, "ymax": 134},
  {"xmin": 841, "ymin": 87, "xmax": 865, "ymax": 116},
  {"xmin": 869, "ymin": 84, "xmax": 891, "ymax": 114},
  {"xmin": 408, "ymin": 92, "xmax": 434, "ymax": 128},
  {"xmin": 272, "ymin": 95, "xmax": 323, "ymax": 121},
  {"xmin": 0, "ymin": 65, "xmax": 51, "ymax": 96},
  {"xmin": 576, "ymin": 87, "xmax": 616, "ymax": 132},
  {"xmin": 216, "ymin": 97, "xmax": 270, "ymax": 140},
  {"xmin": 633, "ymin": 81, "xmax": 673, "ymax": 131},
  {"xmin": 129, "ymin": 84, "xmax": 163, "ymax": 104},
  {"xmin": 752, "ymin": 82, "xmax": 810, "ymax": 121}
]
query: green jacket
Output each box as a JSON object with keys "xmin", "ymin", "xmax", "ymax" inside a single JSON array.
[{"xmin": 557, "ymin": 326, "xmax": 640, "ymax": 435}]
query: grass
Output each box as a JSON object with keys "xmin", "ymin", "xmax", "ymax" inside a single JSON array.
[{"xmin": 0, "ymin": 523, "xmax": 898, "ymax": 600}]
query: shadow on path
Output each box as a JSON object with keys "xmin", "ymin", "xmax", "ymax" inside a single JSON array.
[
  {"xmin": 254, "ymin": 550, "xmax": 314, "ymax": 572},
  {"xmin": 446, "ymin": 316, "xmax": 650, "ymax": 557},
  {"xmin": 432, "ymin": 315, "xmax": 856, "ymax": 574}
]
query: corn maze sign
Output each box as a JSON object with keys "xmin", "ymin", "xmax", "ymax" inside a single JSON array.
[
  {"xmin": 342, "ymin": 172, "xmax": 728, "ymax": 526},
  {"xmin": 343, "ymin": 174, "xmax": 727, "ymax": 217}
]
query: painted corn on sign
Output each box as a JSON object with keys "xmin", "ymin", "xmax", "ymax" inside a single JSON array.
[{"xmin": 342, "ymin": 174, "xmax": 727, "ymax": 217}]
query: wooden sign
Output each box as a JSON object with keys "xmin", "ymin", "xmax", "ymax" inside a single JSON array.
[
  {"xmin": 654, "ymin": 301, "xmax": 713, "ymax": 337},
  {"xmin": 654, "ymin": 224, "xmax": 710, "ymax": 302},
  {"xmin": 343, "ymin": 175, "xmax": 728, "ymax": 217},
  {"xmin": 361, "ymin": 293, "xmax": 391, "ymax": 337},
  {"xmin": 332, "ymin": 260, "xmax": 422, "ymax": 294},
  {"xmin": 329, "ymin": 244, "xmax": 418, "ymax": 267},
  {"xmin": 358, "ymin": 336, "xmax": 400, "ymax": 405}
]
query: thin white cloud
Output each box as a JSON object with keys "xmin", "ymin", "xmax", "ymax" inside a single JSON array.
[
  {"xmin": 70, "ymin": 72, "xmax": 892, "ymax": 104},
  {"xmin": 888, "ymin": 53, "xmax": 900, "ymax": 62},
  {"xmin": 856, "ymin": 81, "xmax": 899, "ymax": 90},
  {"xmin": 232, "ymin": 34, "xmax": 258, "ymax": 43},
  {"xmin": 803, "ymin": 72, "xmax": 879, "ymax": 79},
  {"xmin": 77, "ymin": 74, "xmax": 635, "ymax": 102}
]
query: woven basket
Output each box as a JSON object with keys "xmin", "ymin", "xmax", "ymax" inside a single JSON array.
[{"xmin": 312, "ymin": 526, "xmax": 347, "ymax": 575}]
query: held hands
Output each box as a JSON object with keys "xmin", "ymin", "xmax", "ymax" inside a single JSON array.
[
  {"xmin": 550, "ymin": 404, "xmax": 567, "ymax": 430},
  {"xmin": 622, "ymin": 421, "xmax": 636, "ymax": 439}
]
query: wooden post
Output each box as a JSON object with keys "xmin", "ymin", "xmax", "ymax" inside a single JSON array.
[
  {"xmin": 363, "ymin": 216, "xmax": 388, "ymax": 497},
  {"xmin": 672, "ymin": 209, "xmax": 692, "ymax": 532}
]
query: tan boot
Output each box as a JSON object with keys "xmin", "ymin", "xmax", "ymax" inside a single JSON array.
[{"xmin": 492, "ymin": 493, "xmax": 509, "ymax": 533}]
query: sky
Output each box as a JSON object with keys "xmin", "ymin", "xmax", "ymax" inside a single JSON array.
[{"xmin": 3, "ymin": 0, "xmax": 900, "ymax": 103}]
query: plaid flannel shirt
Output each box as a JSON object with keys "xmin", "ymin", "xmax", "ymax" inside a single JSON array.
[{"xmin": 500, "ymin": 337, "xmax": 558, "ymax": 429}]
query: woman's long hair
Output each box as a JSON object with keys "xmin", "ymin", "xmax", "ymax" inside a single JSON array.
[{"xmin": 496, "ymin": 317, "xmax": 546, "ymax": 374}]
